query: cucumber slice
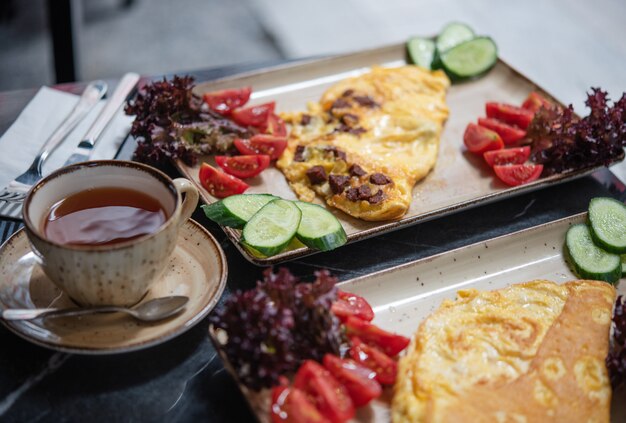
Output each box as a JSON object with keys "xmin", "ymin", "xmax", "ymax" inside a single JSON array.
[
  {"xmin": 241, "ymin": 199, "xmax": 301, "ymax": 257},
  {"xmin": 588, "ymin": 197, "xmax": 626, "ymax": 254},
  {"xmin": 295, "ymin": 202, "xmax": 347, "ymax": 251},
  {"xmin": 436, "ymin": 22, "xmax": 475, "ymax": 53},
  {"xmin": 407, "ymin": 37, "xmax": 435, "ymax": 70},
  {"xmin": 565, "ymin": 224, "xmax": 621, "ymax": 283},
  {"xmin": 201, "ymin": 194, "xmax": 277, "ymax": 228},
  {"xmin": 431, "ymin": 49, "xmax": 443, "ymax": 70},
  {"xmin": 440, "ymin": 37, "xmax": 498, "ymax": 80},
  {"xmin": 622, "ymin": 254, "xmax": 626, "ymax": 276}
]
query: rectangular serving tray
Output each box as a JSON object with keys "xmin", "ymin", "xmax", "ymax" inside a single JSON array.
[
  {"xmin": 176, "ymin": 43, "xmax": 622, "ymax": 265},
  {"xmin": 210, "ymin": 212, "xmax": 626, "ymax": 422}
]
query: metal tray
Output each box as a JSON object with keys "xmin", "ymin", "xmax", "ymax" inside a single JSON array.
[{"xmin": 176, "ymin": 43, "xmax": 621, "ymax": 265}]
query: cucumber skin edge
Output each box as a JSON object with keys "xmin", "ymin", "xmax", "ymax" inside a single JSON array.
[
  {"xmin": 240, "ymin": 200, "xmax": 302, "ymax": 257},
  {"xmin": 440, "ymin": 37, "xmax": 498, "ymax": 82},
  {"xmin": 201, "ymin": 203, "xmax": 246, "ymax": 229},
  {"xmin": 564, "ymin": 225, "xmax": 621, "ymax": 284},
  {"xmin": 296, "ymin": 227, "xmax": 347, "ymax": 252},
  {"xmin": 589, "ymin": 224, "xmax": 626, "ymax": 254},
  {"xmin": 588, "ymin": 198, "xmax": 626, "ymax": 254},
  {"xmin": 564, "ymin": 244, "xmax": 621, "ymax": 284}
]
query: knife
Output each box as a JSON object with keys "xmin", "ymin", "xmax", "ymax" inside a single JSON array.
[{"xmin": 64, "ymin": 72, "xmax": 141, "ymax": 165}]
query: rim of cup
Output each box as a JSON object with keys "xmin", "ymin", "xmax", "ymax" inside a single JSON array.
[{"xmin": 23, "ymin": 160, "xmax": 181, "ymax": 252}]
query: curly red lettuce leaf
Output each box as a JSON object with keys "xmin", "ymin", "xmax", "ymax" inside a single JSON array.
[
  {"xmin": 124, "ymin": 75, "xmax": 250, "ymax": 166},
  {"xmin": 608, "ymin": 295, "xmax": 626, "ymax": 389},
  {"xmin": 209, "ymin": 268, "xmax": 346, "ymax": 391},
  {"xmin": 528, "ymin": 88, "xmax": 625, "ymax": 176}
]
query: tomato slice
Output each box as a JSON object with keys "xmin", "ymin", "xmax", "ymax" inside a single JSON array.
[
  {"xmin": 198, "ymin": 163, "xmax": 249, "ymax": 198},
  {"xmin": 202, "ymin": 87, "xmax": 252, "ymax": 115},
  {"xmin": 485, "ymin": 102, "xmax": 534, "ymax": 130},
  {"xmin": 521, "ymin": 92, "xmax": 553, "ymax": 113},
  {"xmin": 483, "ymin": 146, "xmax": 531, "ymax": 167},
  {"xmin": 263, "ymin": 114, "xmax": 288, "ymax": 137},
  {"xmin": 331, "ymin": 290, "xmax": 374, "ymax": 322},
  {"xmin": 215, "ymin": 155, "xmax": 270, "ymax": 179},
  {"xmin": 344, "ymin": 316, "xmax": 410, "ymax": 357},
  {"xmin": 294, "ymin": 360, "xmax": 355, "ymax": 423},
  {"xmin": 493, "ymin": 164, "xmax": 543, "ymax": 186},
  {"xmin": 463, "ymin": 123, "xmax": 504, "ymax": 154},
  {"xmin": 270, "ymin": 385, "xmax": 327, "ymax": 423},
  {"xmin": 348, "ymin": 336, "xmax": 397, "ymax": 385},
  {"xmin": 234, "ymin": 135, "xmax": 287, "ymax": 160},
  {"xmin": 478, "ymin": 118, "xmax": 526, "ymax": 145},
  {"xmin": 231, "ymin": 101, "xmax": 276, "ymax": 127},
  {"xmin": 322, "ymin": 354, "xmax": 382, "ymax": 407}
]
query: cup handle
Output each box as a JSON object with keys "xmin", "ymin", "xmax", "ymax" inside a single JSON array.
[{"xmin": 173, "ymin": 178, "xmax": 199, "ymax": 228}]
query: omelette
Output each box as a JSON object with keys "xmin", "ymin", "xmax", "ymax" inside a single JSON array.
[
  {"xmin": 277, "ymin": 66, "xmax": 450, "ymax": 221},
  {"xmin": 392, "ymin": 280, "xmax": 615, "ymax": 423}
]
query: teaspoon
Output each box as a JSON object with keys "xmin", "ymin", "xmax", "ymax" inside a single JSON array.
[{"xmin": 1, "ymin": 296, "xmax": 189, "ymax": 322}]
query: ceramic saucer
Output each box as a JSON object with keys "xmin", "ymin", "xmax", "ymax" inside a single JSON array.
[{"xmin": 0, "ymin": 219, "xmax": 227, "ymax": 354}]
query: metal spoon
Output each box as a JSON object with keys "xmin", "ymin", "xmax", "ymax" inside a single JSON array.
[{"xmin": 1, "ymin": 296, "xmax": 189, "ymax": 322}]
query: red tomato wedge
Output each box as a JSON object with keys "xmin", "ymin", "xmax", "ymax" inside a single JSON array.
[
  {"xmin": 331, "ymin": 290, "xmax": 374, "ymax": 322},
  {"xmin": 463, "ymin": 123, "xmax": 504, "ymax": 154},
  {"xmin": 263, "ymin": 114, "xmax": 288, "ymax": 137},
  {"xmin": 478, "ymin": 118, "xmax": 526, "ymax": 145},
  {"xmin": 485, "ymin": 102, "xmax": 534, "ymax": 130},
  {"xmin": 294, "ymin": 360, "xmax": 355, "ymax": 423},
  {"xmin": 231, "ymin": 101, "xmax": 275, "ymax": 127},
  {"xmin": 215, "ymin": 155, "xmax": 270, "ymax": 179},
  {"xmin": 522, "ymin": 92, "xmax": 553, "ymax": 113},
  {"xmin": 202, "ymin": 87, "xmax": 252, "ymax": 115},
  {"xmin": 322, "ymin": 354, "xmax": 382, "ymax": 407},
  {"xmin": 483, "ymin": 146, "xmax": 531, "ymax": 167},
  {"xmin": 348, "ymin": 336, "xmax": 397, "ymax": 385},
  {"xmin": 493, "ymin": 164, "xmax": 543, "ymax": 186},
  {"xmin": 344, "ymin": 316, "xmax": 410, "ymax": 357},
  {"xmin": 270, "ymin": 385, "xmax": 327, "ymax": 423},
  {"xmin": 234, "ymin": 135, "xmax": 287, "ymax": 160},
  {"xmin": 198, "ymin": 163, "xmax": 249, "ymax": 198}
]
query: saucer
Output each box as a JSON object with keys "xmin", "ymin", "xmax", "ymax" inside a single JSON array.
[{"xmin": 0, "ymin": 219, "xmax": 227, "ymax": 354}]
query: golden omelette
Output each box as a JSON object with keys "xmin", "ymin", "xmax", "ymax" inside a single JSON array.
[
  {"xmin": 392, "ymin": 280, "xmax": 615, "ymax": 423},
  {"xmin": 277, "ymin": 66, "xmax": 450, "ymax": 221}
]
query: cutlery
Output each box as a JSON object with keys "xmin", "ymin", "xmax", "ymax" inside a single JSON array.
[
  {"xmin": 64, "ymin": 72, "xmax": 140, "ymax": 165},
  {"xmin": 0, "ymin": 80, "xmax": 107, "ymax": 219},
  {"xmin": 2, "ymin": 295, "xmax": 189, "ymax": 322}
]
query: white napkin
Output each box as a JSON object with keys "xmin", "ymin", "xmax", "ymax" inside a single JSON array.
[{"xmin": 0, "ymin": 86, "xmax": 133, "ymax": 189}]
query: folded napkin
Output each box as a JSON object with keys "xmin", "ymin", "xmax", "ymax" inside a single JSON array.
[{"xmin": 0, "ymin": 86, "xmax": 133, "ymax": 189}]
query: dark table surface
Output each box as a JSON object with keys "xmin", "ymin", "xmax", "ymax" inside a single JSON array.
[{"xmin": 0, "ymin": 61, "xmax": 624, "ymax": 423}]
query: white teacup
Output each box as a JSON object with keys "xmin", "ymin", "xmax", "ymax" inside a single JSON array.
[{"xmin": 22, "ymin": 160, "xmax": 199, "ymax": 307}]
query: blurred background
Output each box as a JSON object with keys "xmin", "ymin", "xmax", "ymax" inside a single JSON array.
[{"xmin": 0, "ymin": 0, "xmax": 625, "ymax": 111}]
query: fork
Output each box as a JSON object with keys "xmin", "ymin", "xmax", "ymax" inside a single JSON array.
[{"xmin": 0, "ymin": 81, "xmax": 107, "ymax": 220}]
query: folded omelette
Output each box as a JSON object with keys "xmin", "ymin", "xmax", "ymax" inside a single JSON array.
[
  {"xmin": 277, "ymin": 66, "xmax": 450, "ymax": 221},
  {"xmin": 392, "ymin": 280, "xmax": 615, "ymax": 423}
]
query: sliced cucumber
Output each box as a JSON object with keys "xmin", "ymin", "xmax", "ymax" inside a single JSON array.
[
  {"xmin": 622, "ymin": 254, "xmax": 626, "ymax": 276},
  {"xmin": 440, "ymin": 37, "xmax": 497, "ymax": 80},
  {"xmin": 241, "ymin": 199, "xmax": 301, "ymax": 257},
  {"xmin": 436, "ymin": 22, "xmax": 475, "ymax": 54},
  {"xmin": 565, "ymin": 224, "xmax": 621, "ymax": 283},
  {"xmin": 588, "ymin": 197, "xmax": 626, "ymax": 254},
  {"xmin": 295, "ymin": 202, "xmax": 347, "ymax": 251},
  {"xmin": 201, "ymin": 194, "xmax": 277, "ymax": 228},
  {"xmin": 407, "ymin": 37, "xmax": 435, "ymax": 70}
]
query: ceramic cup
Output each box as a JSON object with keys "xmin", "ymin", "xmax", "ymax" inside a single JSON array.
[{"xmin": 22, "ymin": 160, "xmax": 199, "ymax": 307}]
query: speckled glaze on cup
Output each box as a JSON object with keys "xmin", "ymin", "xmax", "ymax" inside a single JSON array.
[{"xmin": 22, "ymin": 160, "xmax": 199, "ymax": 307}]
